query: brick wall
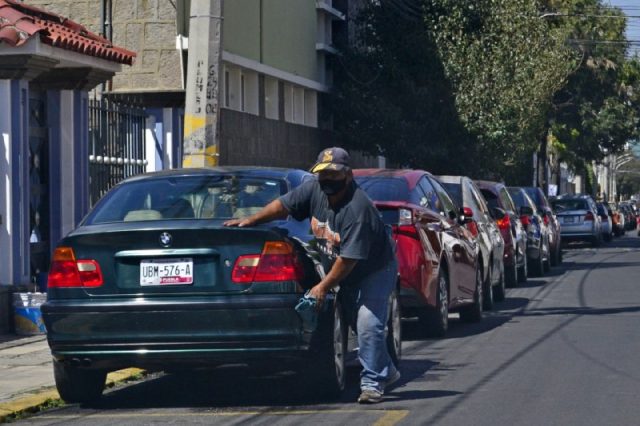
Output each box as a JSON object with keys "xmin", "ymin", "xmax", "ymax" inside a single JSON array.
[{"xmin": 29, "ymin": 0, "xmax": 183, "ymax": 92}]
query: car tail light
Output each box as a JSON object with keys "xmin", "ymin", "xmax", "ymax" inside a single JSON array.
[
  {"xmin": 520, "ymin": 215, "xmax": 531, "ymax": 227},
  {"xmin": 232, "ymin": 241, "xmax": 304, "ymax": 284},
  {"xmin": 48, "ymin": 247, "xmax": 104, "ymax": 288},
  {"xmin": 395, "ymin": 224, "xmax": 419, "ymax": 239},
  {"xmin": 584, "ymin": 211, "xmax": 594, "ymax": 222},
  {"xmin": 496, "ymin": 214, "xmax": 511, "ymax": 231},
  {"xmin": 466, "ymin": 220, "xmax": 479, "ymax": 237}
]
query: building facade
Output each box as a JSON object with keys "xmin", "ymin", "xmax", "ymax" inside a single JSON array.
[{"xmin": 24, "ymin": 0, "xmax": 349, "ymax": 170}]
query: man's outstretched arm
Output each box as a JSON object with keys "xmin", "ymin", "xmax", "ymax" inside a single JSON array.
[{"xmin": 223, "ymin": 199, "xmax": 289, "ymax": 227}]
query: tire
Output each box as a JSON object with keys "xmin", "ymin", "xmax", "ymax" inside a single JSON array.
[
  {"xmin": 493, "ymin": 266, "xmax": 506, "ymax": 302},
  {"xmin": 517, "ymin": 253, "xmax": 528, "ymax": 283},
  {"xmin": 53, "ymin": 360, "xmax": 106, "ymax": 404},
  {"xmin": 460, "ymin": 266, "xmax": 483, "ymax": 323},
  {"xmin": 387, "ymin": 289, "xmax": 402, "ymax": 367},
  {"xmin": 482, "ymin": 264, "xmax": 494, "ymax": 311},
  {"xmin": 419, "ymin": 268, "xmax": 449, "ymax": 338},
  {"xmin": 505, "ymin": 261, "xmax": 518, "ymax": 288},
  {"xmin": 543, "ymin": 243, "xmax": 551, "ymax": 273},
  {"xmin": 308, "ymin": 299, "xmax": 347, "ymax": 397},
  {"xmin": 531, "ymin": 243, "xmax": 544, "ymax": 277}
]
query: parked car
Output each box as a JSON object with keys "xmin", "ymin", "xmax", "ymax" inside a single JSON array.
[
  {"xmin": 550, "ymin": 194, "xmax": 603, "ymax": 246},
  {"xmin": 475, "ymin": 181, "xmax": 528, "ymax": 286},
  {"xmin": 42, "ymin": 167, "xmax": 402, "ymax": 403},
  {"xmin": 596, "ymin": 202, "xmax": 613, "ymax": 242},
  {"xmin": 354, "ymin": 169, "xmax": 482, "ymax": 337},
  {"xmin": 619, "ymin": 202, "xmax": 637, "ymax": 231},
  {"xmin": 523, "ymin": 186, "xmax": 563, "ymax": 266},
  {"xmin": 508, "ymin": 188, "xmax": 551, "ymax": 276},
  {"xmin": 439, "ymin": 175, "xmax": 506, "ymax": 310}
]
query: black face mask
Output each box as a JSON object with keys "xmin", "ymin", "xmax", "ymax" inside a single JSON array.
[{"xmin": 319, "ymin": 178, "xmax": 348, "ymax": 195}]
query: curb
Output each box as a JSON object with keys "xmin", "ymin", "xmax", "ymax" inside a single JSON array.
[{"xmin": 0, "ymin": 368, "xmax": 145, "ymax": 423}]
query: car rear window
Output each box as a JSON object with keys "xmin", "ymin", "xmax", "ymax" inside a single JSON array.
[
  {"xmin": 441, "ymin": 183, "xmax": 462, "ymax": 207},
  {"xmin": 508, "ymin": 189, "xmax": 526, "ymax": 208},
  {"xmin": 551, "ymin": 199, "xmax": 589, "ymax": 212},
  {"xmin": 524, "ymin": 188, "xmax": 542, "ymax": 207},
  {"xmin": 480, "ymin": 189, "xmax": 499, "ymax": 210},
  {"xmin": 85, "ymin": 175, "xmax": 287, "ymax": 224},
  {"xmin": 355, "ymin": 177, "xmax": 410, "ymax": 202}
]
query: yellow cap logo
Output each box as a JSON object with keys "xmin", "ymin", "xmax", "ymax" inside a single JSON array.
[{"xmin": 322, "ymin": 150, "xmax": 333, "ymax": 162}]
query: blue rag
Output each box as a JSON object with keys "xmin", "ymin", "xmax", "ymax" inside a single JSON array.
[{"xmin": 295, "ymin": 292, "xmax": 318, "ymax": 333}]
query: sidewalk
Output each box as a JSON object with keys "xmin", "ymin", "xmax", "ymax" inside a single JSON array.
[{"xmin": 0, "ymin": 334, "xmax": 142, "ymax": 422}]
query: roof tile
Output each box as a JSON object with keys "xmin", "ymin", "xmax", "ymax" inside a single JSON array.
[{"xmin": 0, "ymin": 0, "xmax": 135, "ymax": 65}]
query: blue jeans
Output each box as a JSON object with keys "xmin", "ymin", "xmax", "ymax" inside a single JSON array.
[{"xmin": 342, "ymin": 259, "xmax": 398, "ymax": 393}]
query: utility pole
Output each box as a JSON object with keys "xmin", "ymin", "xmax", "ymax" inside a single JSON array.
[{"xmin": 182, "ymin": 0, "xmax": 223, "ymax": 168}]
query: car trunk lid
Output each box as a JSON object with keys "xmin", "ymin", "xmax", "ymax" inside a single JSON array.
[{"xmin": 50, "ymin": 222, "xmax": 301, "ymax": 297}]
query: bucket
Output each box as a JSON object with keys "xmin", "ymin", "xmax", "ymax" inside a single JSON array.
[{"xmin": 13, "ymin": 292, "xmax": 47, "ymax": 335}]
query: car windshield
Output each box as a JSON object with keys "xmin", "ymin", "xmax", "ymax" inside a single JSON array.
[
  {"xmin": 551, "ymin": 199, "xmax": 589, "ymax": 212},
  {"xmin": 355, "ymin": 177, "xmax": 410, "ymax": 202},
  {"xmin": 85, "ymin": 175, "xmax": 287, "ymax": 224}
]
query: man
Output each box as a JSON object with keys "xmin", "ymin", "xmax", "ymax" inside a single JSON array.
[{"xmin": 224, "ymin": 147, "xmax": 399, "ymax": 403}]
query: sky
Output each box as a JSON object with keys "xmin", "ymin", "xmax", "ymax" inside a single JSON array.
[{"xmin": 607, "ymin": 0, "xmax": 640, "ymax": 56}]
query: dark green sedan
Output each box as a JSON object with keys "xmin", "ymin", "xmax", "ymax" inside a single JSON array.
[{"xmin": 42, "ymin": 167, "xmax": 402, "ymax": 403}]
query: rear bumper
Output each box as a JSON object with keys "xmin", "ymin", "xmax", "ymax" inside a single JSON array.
[{"xmin": 42, "ymin": 294, "xmax": 329, "ymax": 370}]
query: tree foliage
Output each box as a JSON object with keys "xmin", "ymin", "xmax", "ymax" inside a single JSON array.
[
  {"xmin": 333, "ymin": 0, "xmax": 573, "ymax": 180},
  {"xmin": 332, "ymin": 0, "xmax": 640, "ymax": 183},
  {"xmin": 544, "ymin": 0, "xmax": 640, "ymax": 170}
]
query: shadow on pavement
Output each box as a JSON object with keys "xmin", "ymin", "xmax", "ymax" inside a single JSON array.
[{"xmin": 87, "ymin": 357, "xmax": 441, "ymax": 409}]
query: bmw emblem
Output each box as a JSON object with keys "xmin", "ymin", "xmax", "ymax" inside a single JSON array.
[{"xmin": 159, "ymin": 232, "xmax": 172, "ymax": 247}]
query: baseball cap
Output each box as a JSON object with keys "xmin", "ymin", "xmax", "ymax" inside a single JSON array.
[{"xmin": 310, "ymin": 147, "xmax": 351, "ymax": 173}]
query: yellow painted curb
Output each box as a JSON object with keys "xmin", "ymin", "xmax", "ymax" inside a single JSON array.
[{"xmin": 0, "ymin": 368, "xmax": 145, "ymax": 423}]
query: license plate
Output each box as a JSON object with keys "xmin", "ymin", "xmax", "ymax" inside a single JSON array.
[
  {"xmin": 140, "ymin": 258, "xmax": 193, "ymax": 286},
  {"xmin": 563, "ymin": 216, "xmax": 574, "ymax": 224}
]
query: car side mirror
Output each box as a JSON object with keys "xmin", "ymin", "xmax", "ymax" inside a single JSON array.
[
  {"xmin": 491, "ymin": 207, "xmax": 507, "ymax": 220},
  {"xmin": 520, "ymin": 205, "xmax": 534, "ymax": 216}
]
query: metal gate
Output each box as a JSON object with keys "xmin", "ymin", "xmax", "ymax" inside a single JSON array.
[
  {"xmin": 29, "ymin": 89, "xmax": 50, "ymax": 283},
  {"xmin": 89, "ymin": 98, "xmax": 147, "ymax": 206}
]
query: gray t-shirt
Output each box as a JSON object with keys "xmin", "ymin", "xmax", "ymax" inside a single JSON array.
[{"xmin": 280, "ymin": 179, "xmax": 395, "ymax": 283}]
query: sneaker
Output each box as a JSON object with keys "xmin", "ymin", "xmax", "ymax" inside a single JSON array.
[
  {"xmin": 385, "ymin": 369, "xmax": 401, "ymax": 390},
  {"xmin": 358, "ymin": 389, "xmax": 383, "ymax": 404}
]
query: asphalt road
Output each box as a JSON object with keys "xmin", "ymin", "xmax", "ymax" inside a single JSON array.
[{"xmin": 16, "ymin": 235, "xmax": 640, "ymax": 426}]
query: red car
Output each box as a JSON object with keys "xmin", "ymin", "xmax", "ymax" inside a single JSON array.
[{"xmin": 354, "ymin": 169, "xmax": 482, "ymax": 337}]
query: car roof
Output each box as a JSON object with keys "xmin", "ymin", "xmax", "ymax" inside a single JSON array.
[
  {"xmin": 353, "ymin": 168, "xmax": 431, "ymax": 189},
  {"xmin": 438, "ymin": 175, "xmax": 466, "ymax": 185},
  {"xmin": 121, "ymin": 167, "xmax": 310, "ymax": 184}
]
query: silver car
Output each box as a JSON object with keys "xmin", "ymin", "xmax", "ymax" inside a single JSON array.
[{"xmin": 551, "ymin": 195, "xmax": 602, "ymax": 246}]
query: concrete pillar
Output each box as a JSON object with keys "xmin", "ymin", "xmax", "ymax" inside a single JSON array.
[
  {"xmin": 145, "ymin": 115, "xmax": 160, "ymax": 172},
  {"xmin": 0, "ymin": 79, "xmax": 30, "ymax": 286},
  {"xmin": 182, "ymin": 0, "xmax": 224, "ymax": 168},
  {"xmin": 58, "ymin": 90, "xmax": 90, "ymax": 235}
]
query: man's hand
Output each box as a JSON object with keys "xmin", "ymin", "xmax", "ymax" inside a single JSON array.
[
  {"xmin": 223, "ymin": 217, "xmax": 253, "ymax": 227},
  {"xmin": 308, "ymin": 283, "xmax": 330, "ymax": 310},
  {"xmin": 223, "ymin": 199, "xmax": 289, "ymax": 228},
  {"xmin": 308, "ymin": 257, "xmax": 358, "ymax": 310}
]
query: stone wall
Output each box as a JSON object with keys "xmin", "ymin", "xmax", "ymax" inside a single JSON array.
[{"xmin": 28, "ymin": 0, "xmax": 183, "ymax": 92}]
